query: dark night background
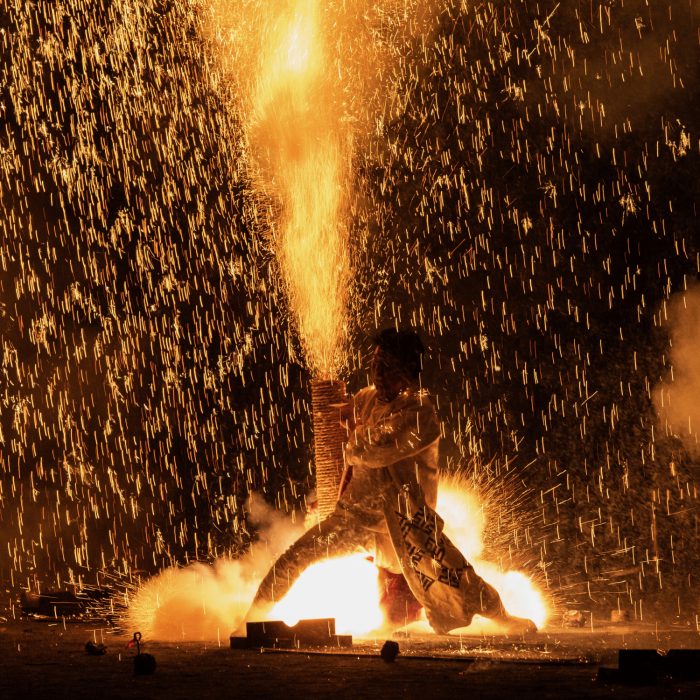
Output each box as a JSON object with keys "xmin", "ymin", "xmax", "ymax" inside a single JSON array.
[{"xmin": 0, "ymin": 0, "xmax": 698, "ymax": 622}]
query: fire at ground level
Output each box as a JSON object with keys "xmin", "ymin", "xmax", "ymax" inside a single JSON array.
[{"xmin": 1, "ymin": 618, "xmax": 698, "ymax": 699}]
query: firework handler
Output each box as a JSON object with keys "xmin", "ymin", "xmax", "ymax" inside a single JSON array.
[{"xmin": 248, "ymin": 329, "xmax": 536, "ymax": 634}]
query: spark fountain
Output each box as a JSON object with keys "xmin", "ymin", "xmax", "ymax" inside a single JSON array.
[{"xmin": 243, "ymin": 0, "xmax": 351, "ymax": 516}]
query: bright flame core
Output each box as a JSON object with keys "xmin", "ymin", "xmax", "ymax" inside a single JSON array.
[
  {"xmin": 285, "ymin": 16, "xmax": 313, "ymax": 73},
  {"xmin": 250, "ymin": 0, "xmax": 350, "ymax": 378},
  {"xmin": 270, "ymin": 553, "xmax": 383, "ymax": 634}
]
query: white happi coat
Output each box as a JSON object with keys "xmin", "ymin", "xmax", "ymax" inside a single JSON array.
[
  {"xmin": 338, "ymin": 385, "xmax": 440, "ymax": 571},
  {"xmin": 338, "ymin": 385, "xmax": 503, "ymax": 633}
]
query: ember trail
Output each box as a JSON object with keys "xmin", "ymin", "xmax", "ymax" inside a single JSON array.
[{"xmin": 0, "ymin": 0, "xmax": 698, "ymax": 643}]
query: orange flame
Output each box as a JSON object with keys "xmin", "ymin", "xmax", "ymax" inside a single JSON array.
[
  {"xmin": 248, "ymin": 0, "xmax": 350, "ymax": 378},
  {"xmin": 266, "ymin": 477, "xmax": 548, "ymax": 636},
  {"xmin": 438, "ymin": 478, "xmax": 548, "ymax": 629},
  {"xmin": 270, "ymin": 553, "xmax": 383, "ymax": 635}
]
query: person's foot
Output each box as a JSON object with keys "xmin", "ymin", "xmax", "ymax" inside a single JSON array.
[{"xmin": 496, "ymin": 613, "xmax": 538, "ymax": 634}]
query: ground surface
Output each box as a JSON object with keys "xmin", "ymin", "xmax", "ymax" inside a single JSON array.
[{"xmin": 1, "ymin": 620, "xmax": 699, "ymax": 699}]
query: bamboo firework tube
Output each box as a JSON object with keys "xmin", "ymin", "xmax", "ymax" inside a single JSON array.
[{"xmin": 310, "ymin": 379, "xmax": 347, "ymax": 518}]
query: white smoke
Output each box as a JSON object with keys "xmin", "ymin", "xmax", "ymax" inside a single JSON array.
[
  {"xmin": 125, "ymin": 494, "xmax": 306, "ymax": 641},
  {"xmin": 654, "ymin": 283, "xmax": 700, "ymax": 455}
]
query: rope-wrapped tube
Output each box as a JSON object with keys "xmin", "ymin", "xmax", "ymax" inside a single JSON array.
[{"xmin": 311, "ymin": 379, "xmax": 347, "ymax": 519}]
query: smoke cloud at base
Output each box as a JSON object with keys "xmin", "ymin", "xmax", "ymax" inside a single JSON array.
[
  {"xmin": 654, "ymin": 284, "xmax": 700, "ymax": 455},
  {"xmin": 126, "ymin": 495, "xmax": 305, "ymax": 641}
]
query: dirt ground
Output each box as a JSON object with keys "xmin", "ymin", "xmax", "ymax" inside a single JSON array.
[{"xmin": 1, "ymin": 620, "xmax": 699, "ymax": 700}]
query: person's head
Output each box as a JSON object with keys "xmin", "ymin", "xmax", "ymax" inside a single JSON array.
[{"xmin": 370, "ymin": 328, "xmax": 425, "ymax": 402}]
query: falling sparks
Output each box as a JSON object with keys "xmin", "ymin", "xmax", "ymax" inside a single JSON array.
[{"xmin": 0, "ymin": 0, "xmax": 698, "ymax": 631}]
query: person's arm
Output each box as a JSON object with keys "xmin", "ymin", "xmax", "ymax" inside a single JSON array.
[
  {"xmin": 345, "ymin": 401, "xmax": 439, "ymax": 469},
  {"xmin": 338, "ymin": 401, "xmax": 355, "ymax": 432}
]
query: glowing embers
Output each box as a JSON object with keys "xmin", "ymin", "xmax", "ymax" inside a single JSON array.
[{"xmin": 270, "ymin": 553, "xmax": 383, "ymax": 635}]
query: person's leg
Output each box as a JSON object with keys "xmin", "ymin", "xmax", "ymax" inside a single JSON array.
[
  {"xmin": 384, "ymin": 499, "xmax": 537, "ymax": 634},
  {"xmin": 471, "ymin": 575, "xmax": 537, "ymax": 628},
  {"xmin": 377, "ymin": 568, "xmax": 423, "ymax": 626},
  {"xmin": 249, "ymin": 509, "xmax": 374, "ymax": 615}
]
